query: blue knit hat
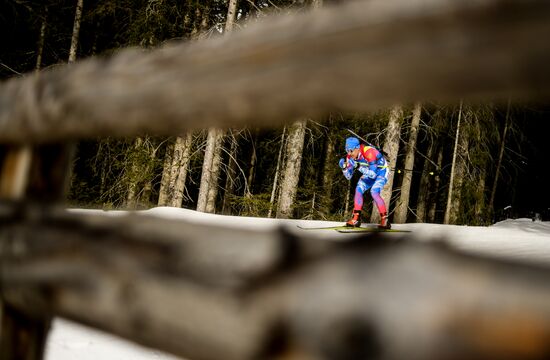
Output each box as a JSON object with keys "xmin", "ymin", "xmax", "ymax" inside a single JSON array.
[{"xmin": 345, "ymin": 137, "xmax": 360, "ymax": 152}]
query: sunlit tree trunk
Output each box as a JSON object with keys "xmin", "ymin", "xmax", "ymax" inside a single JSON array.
[
  {"xmin": 371, "ymin": 105, "xmax": 403, "ymax": 223},
  {"xmin": 158, "ymin": 4, "xmax": 211, "ymax": 207},
  {"xmin": 205, "ymin": 129, "xmax": 224, "ymax": 213},
  {"xmin": 158, "ymin": 142, "xmax": 175, "ymax": 206},
  {"xmin": 277, "ymin": 120, "xmax": 306, "ymax": 219},
  {"xmin": 199, "ymin": 0, "xmax": 238, "ymax": 213},
  {"xmin": 197, "ymin": 128, "xmax": 220, "ymax": 212},
  {"xmin": 394, "ymin": 103, "xmax": 421, "ymax": 223},
  {"xmin": 68, "ymin": 0, "xmax": 84, "ymax": 63},
  {"xmin": 159, "ymin": 133, "xmax": 193, "ymax": 207}
]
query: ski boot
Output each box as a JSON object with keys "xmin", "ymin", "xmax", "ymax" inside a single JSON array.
[
  {"xmin": 346, "ymin": 210, "xmax": 362, "ymax": 227},
  {"xmin": 378, "ymin": 212, "xmax": 391, "ymax": 230}
]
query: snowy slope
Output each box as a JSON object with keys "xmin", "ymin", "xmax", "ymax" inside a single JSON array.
[{"xmin": 45, "ymin": 207, "xmax": 550, "ymax": 360}]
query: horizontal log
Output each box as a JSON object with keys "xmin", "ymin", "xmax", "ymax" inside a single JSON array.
[
  {"xmin": 0, "ymin": 0, "xmax": 549, "ymax": 143},
  {"xmin": 1, "ymin": 205, "xmax": 550, "ymax": 359}
]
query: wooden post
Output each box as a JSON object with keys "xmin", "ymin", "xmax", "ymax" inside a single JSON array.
[{"xmin": 1, "ymin": 144, "xmax": 74, "ymax": 360}]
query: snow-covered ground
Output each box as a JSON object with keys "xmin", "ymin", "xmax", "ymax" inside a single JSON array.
[{"xmin": 45, "ymin": 207, "xmax": 550, "ymax": 360}]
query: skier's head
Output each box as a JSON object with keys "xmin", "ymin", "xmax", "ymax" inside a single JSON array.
[{"xmin": 345, "ymin": 137, "xmax": 360, "ymax": 153}]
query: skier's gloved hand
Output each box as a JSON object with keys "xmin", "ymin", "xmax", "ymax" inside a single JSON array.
[
  {"xmin": 339, "ymin": 158, "xmax": 347, "ymax": 169},
  {"xmin": 348, "ymin": 157, "xmax": 357, "ymax": 169},
  {"xmin": 359, "ymin": 167, "xmax": 377, "ymax": 179}
]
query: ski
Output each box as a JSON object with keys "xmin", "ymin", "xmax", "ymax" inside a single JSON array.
[
  {"xmin": 337, "ymin": 228, "xmax": 411, "ymax": 233},
  {"xmin": 297, "ymin": 224, "xmax": 383, "ymax": 231}
]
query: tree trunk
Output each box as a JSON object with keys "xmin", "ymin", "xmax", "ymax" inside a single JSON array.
[
  {"xmin": 165, "ymin": 133, "xmax": 193, "ymax": 208},
  {"xmin": 125, "ymin": 138, "xmax": 143, "ymax": 209},
  {"xmin": 158, "ymin": 141, "xmax": 174, "ymax": 206},
  {"xmin": 222, "ymin": 131, "xmax": 239, "ymax": 214},
  {"xmin": 198, "ymin": 0, "xmax": 239, "ymax": 213},
  {"xmin": 35, "ymin": 6, "xmax": 48, "ymax": 71},
  {"xmin": 247, "ymin": 131, "xmax": 258, "ymax": 193},
  {"xmin": 319, "ymin": 127, "xmax": 335, "ymax": 218},
  {"xmin": 393, "ymin": 103, "xmax": 421, "ymax": 223},
  {"xmin": 68, "ymin": 0, "xmax": 84, "ymax": 64},
  {"xmin": 371, "ymin": 105, "xmax": 403, "ymax": 223},
  {"xmin": 268, "ymin": 127, "xmax": 287, "ymax": 218},
  {"xmin": 205, "ymin": 129, "xmax": 224, "ymax": 213},
  {"xmin": 444, "ymin": 101, "xmax": 466, "ymax": 224},
  {"xmin": 225, "ymin": 0, "xmax": 239, "ymax": 32},
  {"xmin": 415, "ymin": 140, "xmax": 436, "ymax": 223},
  {"xmin": 276, "ymin": 120, "xmax": 306, "ymax": 219},
  {"xmin": 489, "ymin": 100, "xmax": 510, "ymax": 215},
  {"xmin": 197, "ymin": 129, "xmax": 219, "ymax": 212},
  {"xmin": 428, "ymin": 145, "xmax": 444, "ymax": 223}
]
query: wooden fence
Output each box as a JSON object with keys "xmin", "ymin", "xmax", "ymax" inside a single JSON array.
[{"xmin": 1, "ymin": 0, "xmax": 550, "ymax": 359}]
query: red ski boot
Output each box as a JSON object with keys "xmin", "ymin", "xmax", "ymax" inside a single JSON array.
[
  {"xmin": 378, "ymin": 212, "xmax": 391, "ymax": 229},
  {"xmin": 346, "ymin": 210, "xmax": 362, "ymax": 227}
]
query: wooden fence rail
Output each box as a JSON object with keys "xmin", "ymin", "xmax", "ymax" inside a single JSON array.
[
  {"xmin": 0, "ymin": 0, "xmax": 549, "ymax": 143},
  {"xmin": 2, "ymin": 0, "xmax": 550, "ymax": 359},
  {"xmin": 1, "ymin": 205, "xmax": 550, "ymax": 360}
]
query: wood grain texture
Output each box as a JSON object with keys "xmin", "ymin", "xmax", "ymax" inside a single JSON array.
[
  {"xmin": 1, "ymin": 206, "xmax": 550, "ymax": 359},
  {"xmin": 0, "ymin": 0, "xmax": 549, "ymax": 143}
]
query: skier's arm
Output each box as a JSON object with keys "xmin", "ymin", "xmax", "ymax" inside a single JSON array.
[{"xmin": 339, "ymin": 157, "xmax": 354, "ymax": 180}]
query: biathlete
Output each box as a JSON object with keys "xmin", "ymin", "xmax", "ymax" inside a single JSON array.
[{"xmin": 339, "ymin": 136, "xmax": 391, "ymax": 229}]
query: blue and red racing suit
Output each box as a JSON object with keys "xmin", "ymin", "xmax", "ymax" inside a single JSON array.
[{"xmin": 341, "ymin": 145, "xmax": 388, "ymax": 215}]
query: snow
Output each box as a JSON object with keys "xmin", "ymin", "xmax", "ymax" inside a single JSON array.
[{"xmin": 46, "ymin": 207, "xmax": 550, "ymax": 360}]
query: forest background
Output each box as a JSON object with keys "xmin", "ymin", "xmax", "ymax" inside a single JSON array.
[{"xmin": 2, "ymin": 0, "xmax": 548, "ymax": 225}]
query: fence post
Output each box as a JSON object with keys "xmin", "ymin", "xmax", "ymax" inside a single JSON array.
[{"xmin": 0, "ymin": 144, "xmax": 74, "ymax": 360}]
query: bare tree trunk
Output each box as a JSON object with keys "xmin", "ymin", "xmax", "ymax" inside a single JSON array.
[
  {"xmin": 197, "ymin": 129, "xmax": 219, "ymax": 212},
  {"xmin": 444, "ymin": 101, "xmax": 464, "ymax": 224},
  {"xmin": 199, "ymin": 0, "xmax": 239, "ymax": 213},
  {"xmin": 222, "ymin": 131, "xmax": 239, "ymax": 214},
  {"xmin": 68, "ymin": 0, "xmax": 84, "ymax": 64},
  {"xmin": 371, "ymin": 105, "xmax": 403, "ymax": 223},
  {"xmin": 276, "ymin": 120, "xmax": 306, "ymax": 219},
  {"xmin": 166, "ymin": 133, "xmax": 193, "ymax": 207},
  {"xmin": 158, "ymin": 141, "xmax": 175, "ymax": 206},
  {"xmin": 428, "ymin": 145, "xmax": 444, "ymax": 223},
  {"xmin": 416, "ymin": 140, "xmax": 436, "ymax": 223},
  {"xmin": 125, "ymin": 138, "xmax": 143, "ymax": 209},
  {"xmin": 394, "ymin": 103, "xmax": 421, "ymax": 223},
  {"xmin": 268, "ymin": 127, "xmax": 286, "ymax": 218},
  {"xmin": 35, "ymin": 6, "xmax": 48, "ymax": 71},
  {"xmin": 319, "ymin": 128, "xmax": 335, "ymax": 218},
  {"xmin": 206, "ymin": 129, "xmax": 224, "ymax": 213},
  {"xmin": 489, "ymin": 100, "xmax": 510, "ymax": 214},
  {"xmin": 225, "ymin": 0, "xmax": 239, "ymax": 32}
]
